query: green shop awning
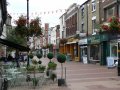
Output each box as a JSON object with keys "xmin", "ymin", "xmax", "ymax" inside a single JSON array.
[
  {"xmin": 88, "ymin": 34, "xmax": 108, "ymax": 44},
  {"xmin": 0, "ymin": 38, "xmax": 30, "ymax": 51}
]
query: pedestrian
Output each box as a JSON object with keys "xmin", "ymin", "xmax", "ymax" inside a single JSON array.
[{"xmin": 7, "ymin": 54, "xmax": 13, "ymax": 62}]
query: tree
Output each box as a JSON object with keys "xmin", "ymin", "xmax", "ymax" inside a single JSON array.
[
  {"xmin": 14, "ymin": 15, "xmax": 42, "ymax": 66},
  {"xmin": 15, "ymin": 15, "xmax": 42, "ymax": 38},
  {"xmin": 6, "ymin": 29, "xmax": 27, "ymax": 46},
  {"xmin": 47, "ymin": 52, "xmax": 54, "ymax": 62},
  {"xmin": 57, "ymin": 53, "xmax": 66, "ymax": 86},
  {"xmin": 57, "ymin": 53, "xmax": 66, "ymax": 79}
]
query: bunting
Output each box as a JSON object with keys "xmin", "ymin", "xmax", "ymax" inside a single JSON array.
[{"xmin": 9, "ymin": 9, "xmax": 66, "ymax": 16}]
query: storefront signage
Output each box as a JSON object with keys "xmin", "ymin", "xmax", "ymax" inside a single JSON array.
[
  {"xmin": 88, "ymin": 35, "xmax": 100, "ymax": 44},
  {"xmin": 88, "ymin": 34, "xmax": 108, "ymax": 44},
  {"xmin": 109, "ymin": 34, "xmax": 120, "ymax": 40},
  {"xmin": 79, "ymin": 38, "xmax": 87, "ymax": 45},
  {"xmin": 101, "ymin": 34, "xmax": 108, "ymax": 41}
]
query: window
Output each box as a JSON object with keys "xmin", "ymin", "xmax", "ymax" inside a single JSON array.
[
  {"xmin": 110, "ymin": 43, "xmax": 118, "ymax": 57},
  {"xmin": 62, "ymin": 31, "xmax": 64, "ymax": 38},
  {"xmin": 81, "ymin": 8, "xmax": 84, "ymax": 17},
  {"xmin": 81, "ymin": 23, "xmax": 84, "ymax": 33},
  {"xmin": 92, "ymin": 19, "xmax": 96, "ymax": 33},
  {"xmin": 106, "ymin": 7, "xmax": 115, "ymax": 20},
  {"xmin": 92, "ymin": 1, "xmax": 96, "ymax": 12},
  {"xmin": 0, "ymin": 4, "xmax": 2, "ymax": 23},
  {"xmin": 90, "ymin": 45, "xmax": 99, "ymax": 60}
]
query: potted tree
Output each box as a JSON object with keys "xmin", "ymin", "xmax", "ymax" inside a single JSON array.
[
  {"xmin": 31, "ymin": 59, "xmax": 39, "ymax": 88},
  {"xmin": 47, "ymin": 52, "xmax": 57, "ymax": 79},
  {"xmin": 36, "ymin": 53, "xmax": 42, "ymax": 64},
  {"xmin": 57, "ymin": 53, "xmax": 66, "ymax": 86},
  {"xmin": 38, "ymin": 65, "xmax": 46, "ymax": 73},
  {"xmin": 47, "ymin": 52, "xmax": 53, "ymax": 62},
  {"xmin": 29, "ymin": 53, "xmax": 34, "ymax": 59},
  {"xmin": 48, "ymin": 61, "xmax": 57, "ymax": 70},
  {"xmin": 47, "ymin": 52, "xmax": 57, "ymax": 70}
]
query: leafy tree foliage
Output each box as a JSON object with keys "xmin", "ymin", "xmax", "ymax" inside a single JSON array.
[
  {"xmin": 15, "ymin": 15, "xmax": 42, "ymax": 38},
  {"xmin": 6, "ymin": 29, "xmax": 27, "ymax": 51}
]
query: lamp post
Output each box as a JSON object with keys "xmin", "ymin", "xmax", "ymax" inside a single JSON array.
[
  {"xmin": 27, "ymin": 0, "xmax": 29, "ymax": 27},
  {"xmin": 27, "ymin": 0, "xmax": 30, "ymax": 67},
  {"xmin": 116, "ymin": 0, "xmax": 120, "ymax": 76}
]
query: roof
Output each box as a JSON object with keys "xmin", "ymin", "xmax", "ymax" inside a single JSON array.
[{"xmin": 0, "ymin": 38, "xmax": 30, "ymax": 51}]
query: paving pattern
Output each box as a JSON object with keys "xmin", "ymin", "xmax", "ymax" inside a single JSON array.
[{"xmin": 8, "ymin": 58, "xmax": 120, "ymax": 90}]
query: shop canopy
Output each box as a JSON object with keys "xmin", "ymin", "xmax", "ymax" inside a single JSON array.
[
  {"xmin": 0, "ymin": 38, "xmax": 30, "ymax": 52},
  {"xmin": 66, "ymin": 39, "xmax": 79, "ymax": 44}
]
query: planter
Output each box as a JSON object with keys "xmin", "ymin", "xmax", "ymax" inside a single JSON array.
[
  {"xmin": 32, "ymin": 78, "xmax": 39, "ymax": 86},
  {"xmin": 58, "ymin": 78, "xmax": 65, "ymax": 86}
]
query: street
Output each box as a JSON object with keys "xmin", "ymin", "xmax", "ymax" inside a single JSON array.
[
  {"xmin": 41, "ymin": 57, "xmax": 120, "ymax": 90},
  {"xmin": 7, "ymin": 57, "xmax": 120, "ymax": 90}
]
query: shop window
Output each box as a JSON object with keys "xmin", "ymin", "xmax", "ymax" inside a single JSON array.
[
  {"xmin": 90, "ymin": 45, "xmax": 99, "ymax": 60},
  {"xmin": 110, "ymin": 43, "xmax": 117, "ymax": 57}
]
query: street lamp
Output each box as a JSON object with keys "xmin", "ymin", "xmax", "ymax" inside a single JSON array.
[
  {"xmin": 26, "ymin": 0, "xmax": 30, "ymax": 67},
  {"xmin": 27, "ymin": 0, "xmax": 29, "ymax": 27}
]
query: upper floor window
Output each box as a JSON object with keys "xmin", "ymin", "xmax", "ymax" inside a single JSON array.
[
  {"xmin": 81, "ymin": 23, "xmax": 84, "ymax": 33},
  {"xmin": 106, "ymin": 7, "xmax": 115, "ymax": 20},
  {"xmin": 92, "ymin": 1, "xmax": 96, "ymax": 12},
  {"xmin": 92, "ymin": 19, "xmax": 96, "ymax": 33},
  {"xmin": 0, "ymin": 4, "xmax": 2, "ymax": 23},
  {"xmin": 81, "ymin": 8, "xmax": 84, "ymax": 17},
  {"xmin": 62, "ymin": 31, "xmax": 64, "ymax": 38}
]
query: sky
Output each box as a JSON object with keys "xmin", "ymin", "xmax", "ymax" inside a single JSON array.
[{"xmin": 7, "ymin": 0, "xmax": 86, "ymax": 27}]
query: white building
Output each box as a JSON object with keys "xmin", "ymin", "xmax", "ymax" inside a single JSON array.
[
  {"xmin": 59, "ymin": 13, "xmax": 66, "ymax": 39},
  {"xmin": 50, "ymin": 26, "xmax": 56, "ymax": 45}
]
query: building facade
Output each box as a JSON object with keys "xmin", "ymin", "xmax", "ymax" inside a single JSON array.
[{"xmin": 64, "ymin": 3, "xmax": 79, "ymax": 61}]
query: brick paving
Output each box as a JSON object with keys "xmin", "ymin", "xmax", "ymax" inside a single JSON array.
[{"xmin": 8, "ymin": 57, "xmax": 120, "ymax": 90}]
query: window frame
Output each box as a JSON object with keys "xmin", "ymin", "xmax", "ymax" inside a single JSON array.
[{"xmin": 92, "ymin": 1, "xmax": 96, "ymax": 12}]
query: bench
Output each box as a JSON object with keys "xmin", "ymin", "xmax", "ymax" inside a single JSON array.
[{"xmin": 89, "ymin": 59, "xmax": 100, "ymax": 64}]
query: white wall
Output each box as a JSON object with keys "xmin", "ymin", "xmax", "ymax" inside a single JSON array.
[
  {"xmin": 50, "ymin": 26, "xmax": 56, "ymax": 45},
  {"xmin": 59, "ymin": 13, "xmax": 66, "ymax": 39}
]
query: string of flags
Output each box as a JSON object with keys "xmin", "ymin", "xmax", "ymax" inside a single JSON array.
[{"xmin": 9, "ymin": 9, "xmax": 67, "ymax": 16}]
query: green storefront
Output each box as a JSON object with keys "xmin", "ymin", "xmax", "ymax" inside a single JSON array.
[{"xmin": 88, "ymin": 34, "xmax": 109, "ymax": 65}]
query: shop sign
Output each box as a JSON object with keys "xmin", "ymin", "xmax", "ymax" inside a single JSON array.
[
  {"xmin": 78, "ymin": 38, "xmax": 87, "ymax": 45},
  {"xmin": 88, "ymin": 35, "xmax": 100, "ymax": 44},
  {"xmin": 100, "ymin": 34, "xmax": 108, "ymax": 41},
  {"xmin": 109, "ymin": 34, "xmax": 120, "ymax": 40}
]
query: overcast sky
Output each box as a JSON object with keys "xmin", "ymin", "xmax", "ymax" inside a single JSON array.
[{"xmin": 7, "ymin": 0, "xmax": 86, "ymax": 27}]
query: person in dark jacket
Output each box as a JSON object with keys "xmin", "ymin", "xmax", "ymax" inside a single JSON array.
[{"xmin": 7, "ymin": 54, "xmax": 13, "ymax": 61}]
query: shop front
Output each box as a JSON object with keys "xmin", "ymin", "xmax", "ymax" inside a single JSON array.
[
  {"xmin": 107, "ymin": 34, "xmax": 120, "ymax": 66},
  {"xmin": 66, "ymin": 38, "xmax": 79, "ymax": 61},
  {"xmin": 78, "ymin": 38, "xmax": 87, "ymax": 63},
  {"xmin": 88, "ymin": 34, "xmax": 109, "ymax": 65},
  {"xmin": 87, "ymin": 35, "xmax": 101, "ymax": 64}
]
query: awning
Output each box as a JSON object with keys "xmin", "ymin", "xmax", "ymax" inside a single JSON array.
[
  {"xmin": 66, "ymin": 39, "xmax": 79, "ymax": 44},
  {"xmin": 0, "ymin": 38, "xmax": 30, "ymax": 51}
]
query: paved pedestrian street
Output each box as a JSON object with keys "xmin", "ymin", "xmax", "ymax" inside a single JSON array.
[{"xmin": 9, "ymin": 58, "xmax": 120, "ymax": 90}]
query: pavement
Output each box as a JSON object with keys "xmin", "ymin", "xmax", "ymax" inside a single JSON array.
[{"xmin": 9, "ymin": 57, "xmax": 120, "ymax": 90}]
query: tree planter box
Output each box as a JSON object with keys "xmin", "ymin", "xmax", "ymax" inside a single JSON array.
[{"xmin": 58, "ymin": 78, "xmax": 65, "ymax": 86}]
